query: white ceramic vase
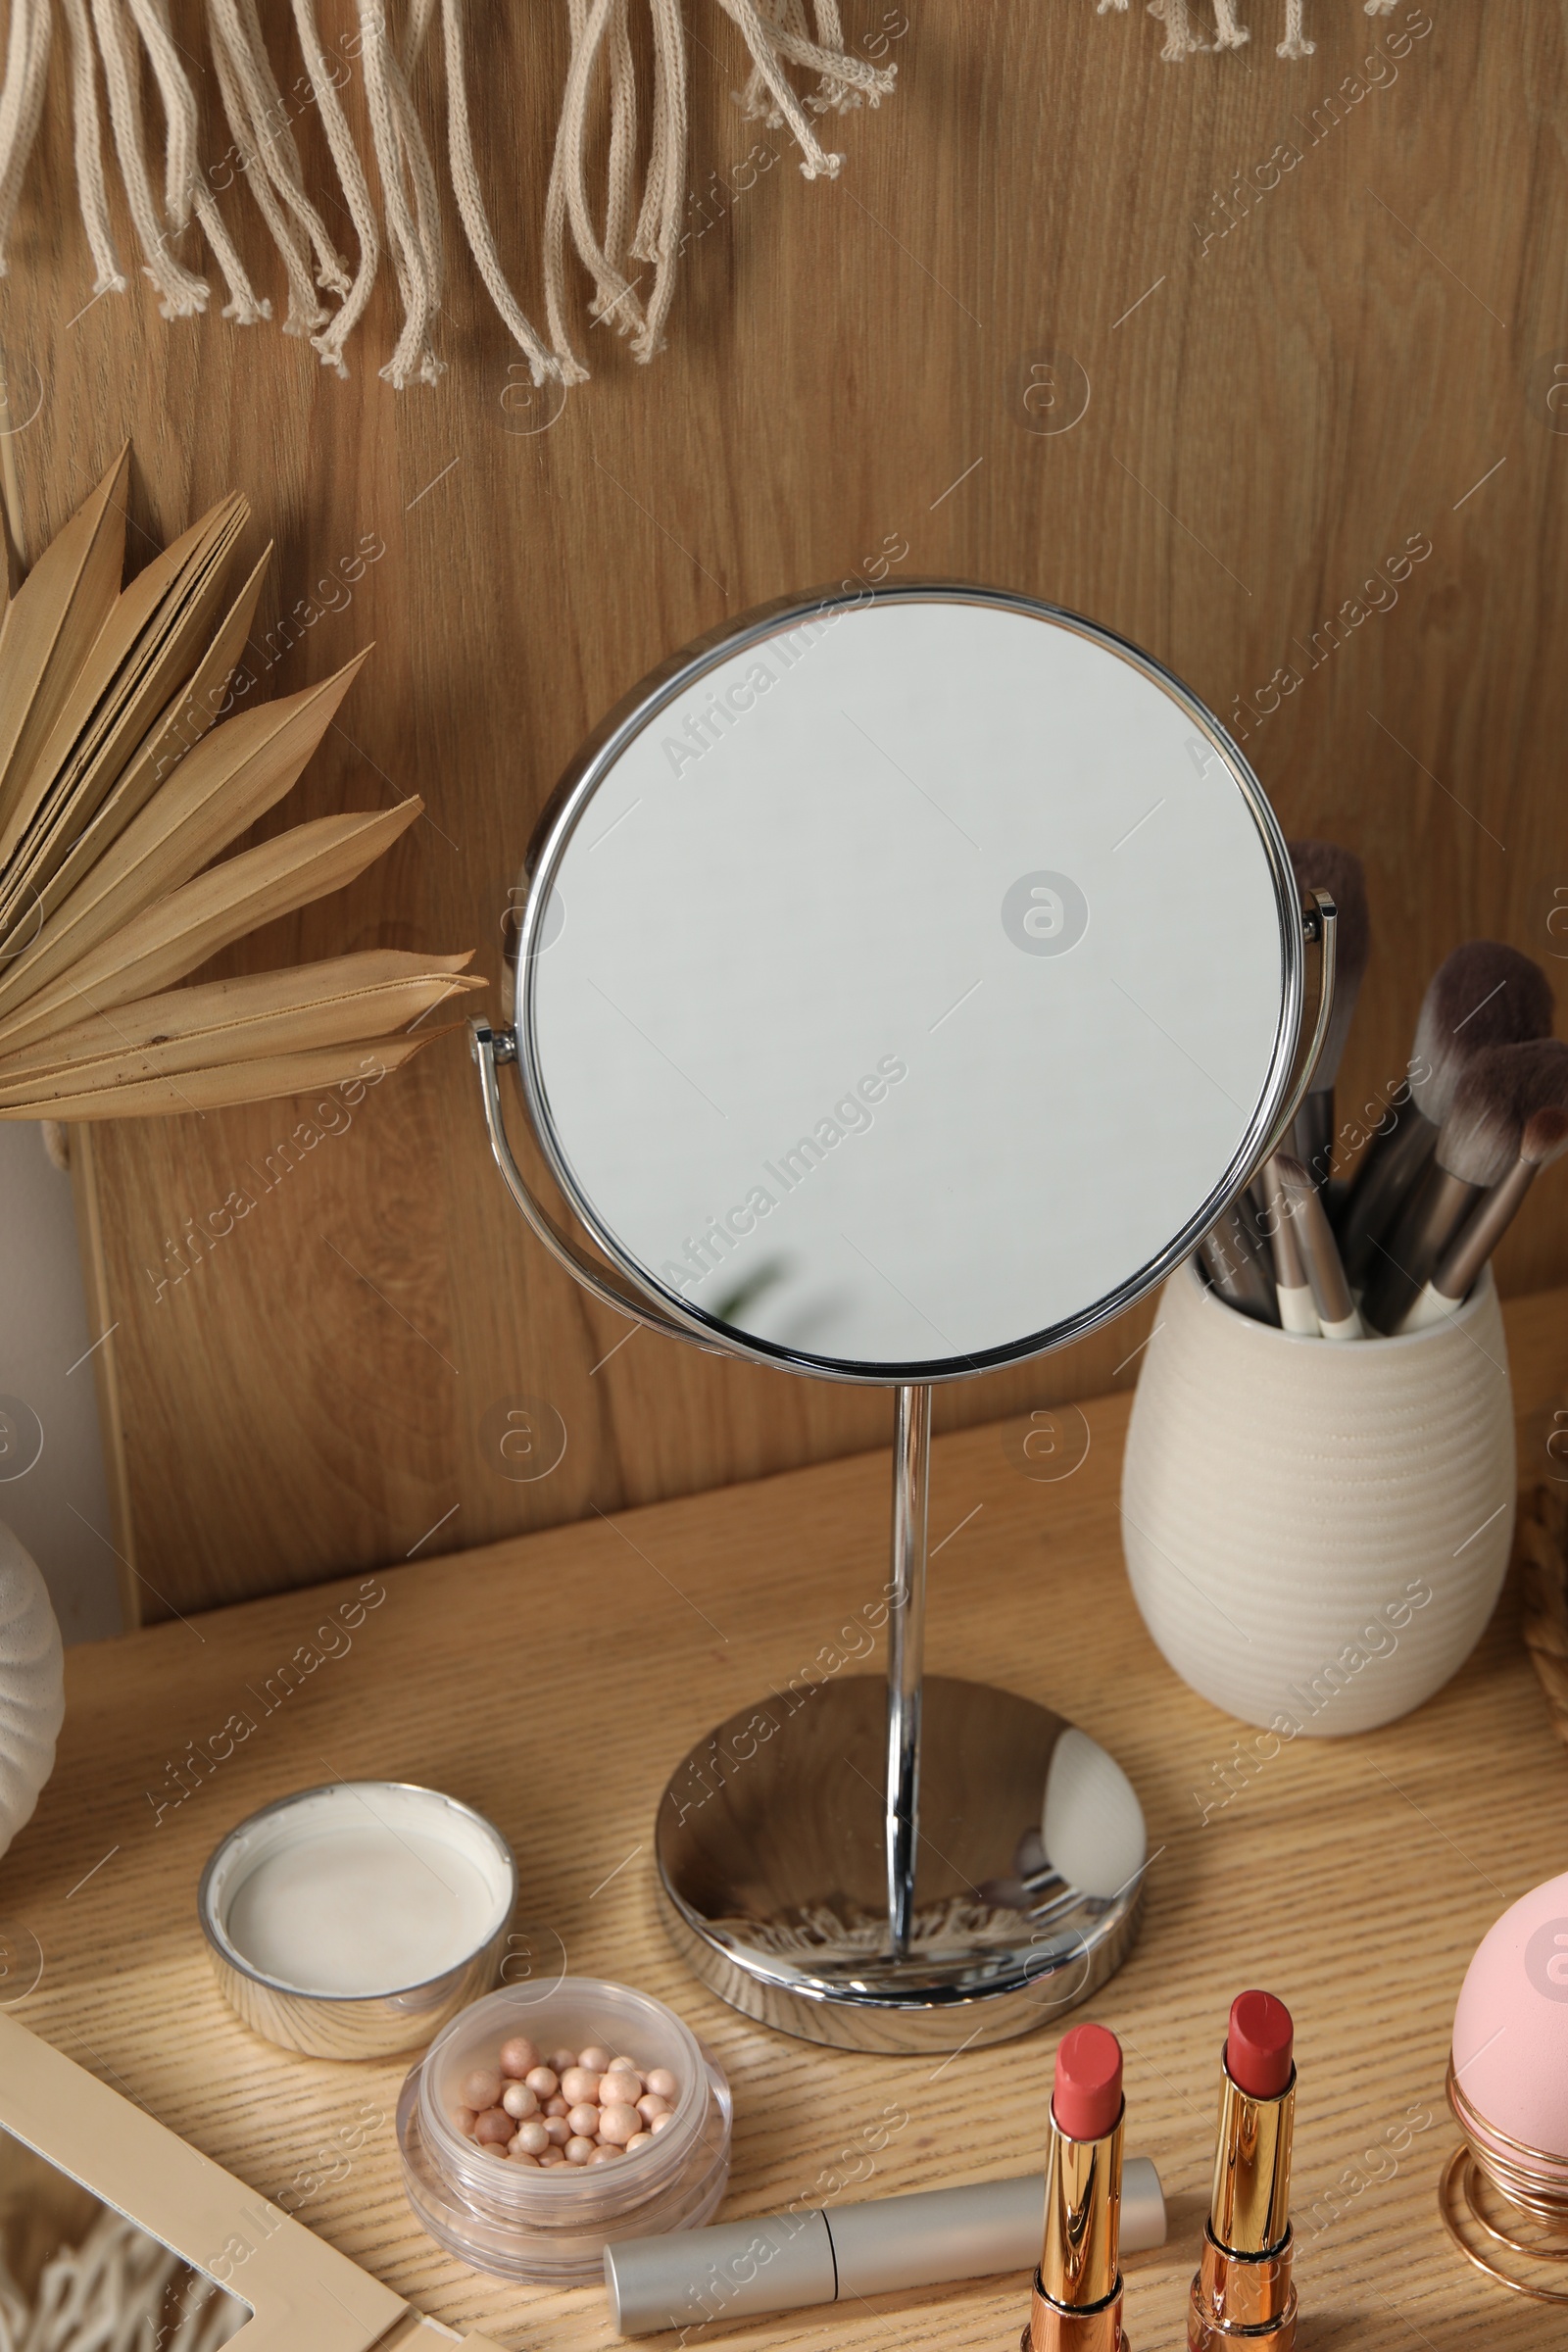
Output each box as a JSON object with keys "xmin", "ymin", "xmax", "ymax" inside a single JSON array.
[
  {"xmin": 0, "ymin": 1523, "xmax": 64, "ymax": 1864},
  {"xmin": 1120, "ymin": 1261, "xmax": 1515, "ymax": 1736}
]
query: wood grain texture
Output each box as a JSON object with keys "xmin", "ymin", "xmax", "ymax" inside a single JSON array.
[
  {"xmin": 1, "ymin": 5, "xmax": 1566, "ymax": 1613},
  {"xmin": 6, "ymin": 1308, "xmax": 1568, "ymax": 2352}
]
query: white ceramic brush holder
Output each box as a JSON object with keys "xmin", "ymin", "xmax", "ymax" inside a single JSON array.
[{"xmin": 1121, "ymin": 1261, "xmax": 1515, "ymax": 1735}]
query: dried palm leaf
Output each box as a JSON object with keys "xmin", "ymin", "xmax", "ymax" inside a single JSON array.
[{"xmin": 0, "ymin": 456, "xmax": 478, "ymax": 1117}]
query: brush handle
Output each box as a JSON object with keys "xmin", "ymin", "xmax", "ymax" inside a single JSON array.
[
  {"xmin": 1261, "ymin": 1159, "xmax": 1321, "ymax": 1336},
  {"xmin": 1337, "ymin": 1107, "xmax": 1437, "ymax": 1288},
  {"xmin": 1278, "ymin": 1153, "xmax": 1362, "ymax": 1338},
  {"xmin": 1399, "ymin": 1281, "xmax": 1452, "ymax": 1335},
  {"xmin": 1198, "ymin": 1202, "xmax": 1280, "ymax": 1326},
  {"xmin": 1290, "ymin": 1092, "xmax": 1335, "ymax": 1192},
  {"xmin": 1363, "ymin": 1165, "xmax": 1484, "ymax": 1334},
  {"xmin": 1405, "ymin": 1157, "xmax": 1538, "ymax": 1324},
  {"xmin": 1277, "ymin": 1283, "xmax": 1322, "ymax": 1335}
]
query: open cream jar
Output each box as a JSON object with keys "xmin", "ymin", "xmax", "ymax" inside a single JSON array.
[{"xmin": 199, "ymin": 1782, "xmax": 515, "ymax": 2059}]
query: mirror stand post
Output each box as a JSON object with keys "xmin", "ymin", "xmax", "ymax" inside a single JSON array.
[{"xmin": 885, "ymin": 1384, "xmax": 931, "ymax": 1959}]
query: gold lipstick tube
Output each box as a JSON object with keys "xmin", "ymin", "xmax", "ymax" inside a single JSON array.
[
  {"xmin": 1188, "ymin": 2056, "xmax": 1297, "ymax": 2350},
  {"xmin": 1023, "ymin": 2103, "xmax": 1127, "ymax": 2352}
]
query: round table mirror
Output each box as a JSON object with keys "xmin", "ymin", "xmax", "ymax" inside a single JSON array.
[{"xmin": 472, "ymin": 582, "xmax": 1325, "ymax": 2049}]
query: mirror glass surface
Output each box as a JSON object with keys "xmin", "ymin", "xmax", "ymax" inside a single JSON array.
[
  {"xmin": 0, "ymin": 2125, "xmax": 250, "ymax": 2342},
  {"xmin": 520, "ymin": 588, "xmax": 1300, "ymax": 1378}
]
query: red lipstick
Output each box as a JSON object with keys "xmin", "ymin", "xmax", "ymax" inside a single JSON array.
[
  {"xmin": 1053, "ymin": 2022, "xmax": 1124, "ymax": 2142},
  {"xmin": 1189, "ymin": 1991, "xmax": 1298, "ymax": 2351},
  {"xmin": 1227, "ymin": 1988, "xmax": 1294, "ymax": 2099},
  {"xmin": 1023, "ymin": 2024, "xmax": 1127, "ymax": 2352}
]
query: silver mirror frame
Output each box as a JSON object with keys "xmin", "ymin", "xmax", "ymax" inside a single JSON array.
[
  {"xmin": 472, "ymin": 581, "xmax": 1337, "ymax": 2050},
  {"xmin": 508, "ymin": 579, "xmax": 1310, "ymax": 1387}
]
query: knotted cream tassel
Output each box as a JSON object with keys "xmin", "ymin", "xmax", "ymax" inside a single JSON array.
[
  {"xmin": 734, "ymin": 0, "xmax": 801, "ymax": 128},
  {"xmin": 728, "ymin": 0, "xmax": 892, "ymax": 154},
  {"xmin": 1150, "ymin": 0, "xmax": 1206, "ymax": 62},
  {"xmin": 387, "ymin": 10, "xmax": 449, "ymax": 372},
  {"xmin": 188, "ymin": 175, "xmax": 270, "ymax": 322},
  {"xmin": 357, "ymin": 0, "xmax": 444, "ymax": 386},
  {"xmin": 629, "ymin": 0, "xmax": 688, "ymax": 364},
  {"xmin": 807, "ymin": 3, "xmax": 863, "ymax": 115},
  {"xmin": 772, "ymin": 2, "xmax": 893, "ymax": 114},
  {"xmin": 602, "ymin": 0, "xmax": 638, "ymax": 293},
  {"xmin": 122, "ymin": 0, "xmax": 193, "ymax": 228},
  {"xmin": 1211, "ymin": 0, "xmax": 1250, "ymax": 49},
  {"xmin": 542, "ymin": 0, "xmax": 591, "ymax": 381},
  {"xmin": 209, "ymin": 0, "xmax": 351, "ymax": 301},
  {"xmin": 718, "ymin": 0, "xmax": 843, "ymax": 177},
  {"xmin": 544, "ymin": 0, "xmax": 650, "ymax": 374},
  {"xmin": 207, "ymin": 3, "xmax": 326, "ymax": 334},
  {"xmin": 439, "ymin": 0, "xmax": 556, "ymax": 382},
  {"xmin": 291, "ymin": 0, "xmax": 378, "ymax": 369},
  {"xmin": 127, "ymin": 0, "xmax": 269, "ymax": 321},
  {"xmin": 405, "ymin": 0, "xmax": 438, "ymax": 69},
  {"xmin": 562, "ymin": 0, "xmax": 647, "ymax": 339},
  {"xmin": 235, "ymin": 0, "xmax": 351, "ymax": 298},
  {"xmin": 0, "ymin": 0, "xmax": 53, "ymax": 280},
  {"xmin": 60, "ymin": 0, "xmax": 127, "ymax": 293},
  {"xmin": 1278, "ymin": 0, "xmax": 1314, "ymax": 58},
  {"xmin": 87, "ymin": 0, "xmax": 210, "ymax": 315}
]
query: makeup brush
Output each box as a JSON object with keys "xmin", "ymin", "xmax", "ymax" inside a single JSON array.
[
  {"xmin": 1199, "ymin": 1195, "xmax": 1280, "ymax": 1326},
  {"xmin": 1338, "ymin": 942, "xmax": 1555, "ymax": 1286},
  {"xmin": 1287, "ymin": 841, "xmax": 1369, "ymax": 1189},
  {"xmin": 1260, "ymin": 1158, "xmax": 1319, "ymax": 1335},
  {"xmin": 1362, "ymin": 1043, "xmax": 1526, "ymax": 1333},
  {"xmin": 1400, "ymin": 1044, "xmax": 1568, "ymax": 1331},
  {"xmin": 1277, "ymin": 1154, "xmax": 1363, "ymax": 1338}
]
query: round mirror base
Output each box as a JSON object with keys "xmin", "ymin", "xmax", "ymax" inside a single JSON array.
[{"xmin": 655, "ymin": 1675, "xmax": 1146, "ymax": 2054}]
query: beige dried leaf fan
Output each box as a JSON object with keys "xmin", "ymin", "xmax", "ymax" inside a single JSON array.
[{"xmin": 0, "ymin": 448, "xmax": 480, "ymax": 1121}]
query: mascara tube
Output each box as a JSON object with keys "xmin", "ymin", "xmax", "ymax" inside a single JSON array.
[{"xmin": 604, "ymin": 2157, "xmax": 1165, "ymax": 2335}]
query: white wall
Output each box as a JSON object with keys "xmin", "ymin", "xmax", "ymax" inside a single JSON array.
[{"xmin": 0, "ymin": 1124, "xmax": 122, "ymax": 1643}]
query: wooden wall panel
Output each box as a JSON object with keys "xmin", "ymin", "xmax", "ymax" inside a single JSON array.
[{"xmin": 4, "ymin": 4, "xmax": 1567, "ymax": 1617}]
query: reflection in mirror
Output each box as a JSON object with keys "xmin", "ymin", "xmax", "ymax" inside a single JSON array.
[
  {"xmin": 523, "ymin": 593, "xmax": 1298, "ymax": 1377},
  {"xmin": 0, "ymin": 2126, "xmax": 249, "ymax": 2349}
]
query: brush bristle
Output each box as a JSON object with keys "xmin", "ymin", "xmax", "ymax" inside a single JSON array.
[
  {"xmin": 1289, "ymin": 840, "xmax": 1369, "ymax": 1090},
  {"xmin": 1411, "ymin": 943, "xmax": 1555, "ymax": 1122},
  {"xmin": 1499, "ymin": 1040, "xmax": 1568, "ymax": 1164},
  {"xmin": 1524, "ymin": 1103, "xmax": 1568, "ymax": 1170},
  {"xmin": 1441, "ymin": 1044, "xmax": 1530, "ymax": 1186}
]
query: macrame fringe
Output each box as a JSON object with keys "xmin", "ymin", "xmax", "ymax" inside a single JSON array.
[
  {"xmin": 1276, "ymin": 0, "xmax": 1314, "ymax": 60},
  {"xmin": 0, "ymin": 0, "xmax": 894, "ymax": 389},
  {"xmin": 722, "ymin": 0, "xmax": 892, "ymax": 176},
  {"xmin": 1123, "ymin": 2, "xmax": 1392, "ymax": 60},
  {"xmin": 0, "ymin": 0, "xmax": 54, "ymax": 284},
  {"xmin": 59, "ymin": 0, "xmax": 123, "ymax": 294}
]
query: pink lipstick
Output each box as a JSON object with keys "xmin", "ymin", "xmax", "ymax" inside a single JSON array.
[
  {"xmin": 1189, "ymin": 1991, "xmax": 1298, "ymax": 2350},
  {"xmin": 1022, "ymin": 2022, "xmax": 1127, "ymax": 2352}
]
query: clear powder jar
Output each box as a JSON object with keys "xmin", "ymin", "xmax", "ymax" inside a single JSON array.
[{"xmin": 397, "ymin": 1978, "xmax": 732, "ymax": 2283}]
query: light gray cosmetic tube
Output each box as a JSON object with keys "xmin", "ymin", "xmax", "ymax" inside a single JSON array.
[{"xmin": 604, "ymin": 2157, "xmax": 1165, "ymax": 2336}]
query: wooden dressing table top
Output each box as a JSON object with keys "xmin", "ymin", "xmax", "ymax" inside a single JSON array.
[{"xmin": 9, "ymin": 1287, "xmax": 1568, "ymax": 2352}]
